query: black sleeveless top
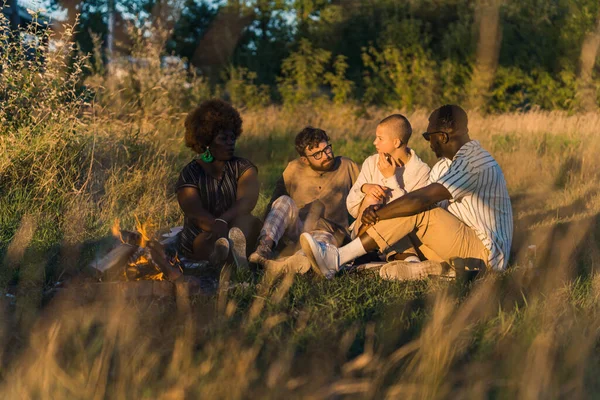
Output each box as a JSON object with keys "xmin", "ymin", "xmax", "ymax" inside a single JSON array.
[{"xmin": 176, "ymin": 157, "xmax": 256, "ymax": 257}]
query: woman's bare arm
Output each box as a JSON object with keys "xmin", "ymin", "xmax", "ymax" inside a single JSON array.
[
  {"xmin": 219, "ymin": 167, "xmax": 260, "ymax": 222},
  {"xmin": 177, "ymin": 187, "xmax": 216, "ymax": 231}
]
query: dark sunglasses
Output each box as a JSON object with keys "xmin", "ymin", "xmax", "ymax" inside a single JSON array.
[
  {"xmin": 422, "ymin": 131, "xmax": 449, "ymax": 141},
  {"xmin": 305, "ymin": 144, "xmax": 334, "ymax": 160}
]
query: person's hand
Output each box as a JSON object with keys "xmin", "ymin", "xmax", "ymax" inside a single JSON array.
[
  {"xmin": 361, "ymin": 184, "xmax": 390, "ymax": 201},
  {"xmin": 377, "ymin": 153, "xmax": 399, "ymax": 178},
  {"xmin": 361, "ymin": 204, "xmax": 381, "ymax": 226},
  {"xmin": 212, "ymin": 218, "xmax": 229, "ymax": 239},
  {"xmin": 197, "ymin": 218, "xmax": 215, "ymax": 232}
]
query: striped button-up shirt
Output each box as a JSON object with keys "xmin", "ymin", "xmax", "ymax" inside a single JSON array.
[{"xmin": 429, "ymin": 141, "xmax": 513, "ymax": 271}]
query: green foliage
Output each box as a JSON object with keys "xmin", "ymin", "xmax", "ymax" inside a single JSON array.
[
  {"xmin": 489, "ymin": 67, "xmax": 578, "ymax": 112},
  {"xmin": 324, "ymin": 55, "xmax": 354, "ymax": 105},
  {"xmin": 224, "ymin": 66, "xmax": 271, "ymax": 108},
  {"xmin": 277, "ymin": 39, "xmax": 331, "ymax": 105},
  {"xmin": 361, "ymin": 44, "xmax": 437, "ymax": 110},
  {"xmin": 438, "ymin": 59, "xmax": 472, "ymax": 105}
]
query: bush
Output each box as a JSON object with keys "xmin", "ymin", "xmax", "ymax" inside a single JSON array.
[
  {"xmin": 488, "ymin": 67, "xmax": 578, "ymax": 112},
  {"xmin": 324, "ymin": 55, "xmax": 355, "ymax": 105},
  {"xmin": 224, "ymin": 66, "xmax": 271, "ymax": 108},
  {"xmin": 361, "ymin": 44, "xmax": 437, "ymax": 110},
  {"xmin": 277, "ymin": 39, "xmax": 331, "ymax": 106}
]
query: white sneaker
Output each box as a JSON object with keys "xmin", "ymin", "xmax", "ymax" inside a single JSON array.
[{"xmin": 299, "ymin": 233, "xmax": 340, "ymax": 279}]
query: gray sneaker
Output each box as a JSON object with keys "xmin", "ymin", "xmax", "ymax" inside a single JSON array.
[
  {"xmin": 379, "ymin": 260, "xmax": 447, "ymax": 281},
  {"xmin": 209, "ymin": 237, "xmax": 230, "ymax": 266},
  {"xmin": 299, "ymin": 233, "xmax": 340, "ymax": 279},
  {"xmin": 228, "ymin": 227, "xmax": 249, "ymax": 270}
]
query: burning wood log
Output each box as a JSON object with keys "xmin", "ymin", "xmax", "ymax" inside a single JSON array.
[
  {"xmin": 89, "ymin": 228, "xmax": 142, "ymax": 279},
  {"xmin": 90, "ymin": 243, "xmax": 138, "ymax": 279},
  {"xmin": 147, "ymin": 240, "xmax": 183, "ymax": 282}
]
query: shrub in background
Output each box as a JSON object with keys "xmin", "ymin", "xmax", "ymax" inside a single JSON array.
[
  {"xmin": 324, "ymin": 55, "xmax": 355, "ymax": 105},
  {"xmin": 488, "ymin": 67, "xmax": 578, "ymax": 112},
  {"xmin": 277, "ymin": 39, "xmax": 331, "ymax": 106},
  {"xmin": 361, "ymin": 44, "xmax": 437, "ymax": 110},
  {"xmin": 223, "ymin": 66, "xmax": 270, "ymax": 109}
]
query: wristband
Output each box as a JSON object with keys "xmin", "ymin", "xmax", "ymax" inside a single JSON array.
[{"xmin": 215, "ymin": 218, "xmax": 228, "ymax": 226}]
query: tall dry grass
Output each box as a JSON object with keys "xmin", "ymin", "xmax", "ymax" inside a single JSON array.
[{"xmin": 2, "ymin": 10, "xmax": 600, "ymax": 399}]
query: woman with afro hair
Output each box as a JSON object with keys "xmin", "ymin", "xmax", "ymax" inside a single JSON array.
[{"xmin": 176, "ymin": 99, "xmax": 260, "ymax": 267}]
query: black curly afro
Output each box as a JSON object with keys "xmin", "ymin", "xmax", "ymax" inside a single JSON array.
[{"xmin": 184, "ymin": 99, "xmax": 243, "ymax": 154}]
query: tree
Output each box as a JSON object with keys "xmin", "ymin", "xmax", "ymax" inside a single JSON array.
[
  {"xmin": 230, "ymin": 0, "xmax": 291, "ymax": 85},
  {"xmin": 577, "ymin": 6, "xmax": 600, "ymax": 111},
  {"xmin": 190, "ymin": 2, "xmax": 255, "ymax": 80},
  {"xmin": 167, "ymin": 0, "xmax": 219, "ymax": 65},
  {"xmin": 468, "ymin": 0, "xmax": 503, "ymax": 109}
]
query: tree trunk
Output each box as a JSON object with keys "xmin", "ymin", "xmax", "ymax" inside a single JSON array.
[
  {"xmin": 468, "ymin": 0, "xmax": 503, "ymax": 110},
  {"xmin": 190, "ymin": 6, "xmax": 254, "ymax": 80},
  {"xmin": 52, "ymin": 0, "xmax": 79, "ymax": 38},
  {"xmin": 577, "ymin": 10, "xmax": 600, "ymax": 112},
  {"xmin": 107, "ymin": 0, "xmax": 115, "ymax": 70}
]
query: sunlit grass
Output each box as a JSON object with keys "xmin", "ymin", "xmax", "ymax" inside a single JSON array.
[{"xmin": 2, "ymin": 12, "xmax": 600, "ymax": 399}]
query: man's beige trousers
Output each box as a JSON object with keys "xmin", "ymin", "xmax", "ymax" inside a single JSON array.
[{"xmin": 366, "ymin": 207, "xmax": 489, "ymax": 268}]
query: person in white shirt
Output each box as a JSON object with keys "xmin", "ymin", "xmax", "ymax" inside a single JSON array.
[
  {"xmin": 346, "ymin": 114, "xmax": 430, "ymax": 241},
  {"xmin": 300, "ymin": 105, "xmax": 513, "ymax": 281}
]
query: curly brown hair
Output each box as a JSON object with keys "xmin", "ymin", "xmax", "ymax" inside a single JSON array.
[
  {"xmin": 294, "ymin": 127, "xmax": 330, "ymax": 156},
  {"xmin": 184, "ymin": 99, "xmax": 243, "ymax": 154}
]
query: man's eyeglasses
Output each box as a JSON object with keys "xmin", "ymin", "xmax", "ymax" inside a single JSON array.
[
  {"xmin": 305, "ymin": 144, "xmax": 333, "ymax": 160},
  {"xmin": 422, "ymin": 131, "xmax": 449, "ymax": 141}
]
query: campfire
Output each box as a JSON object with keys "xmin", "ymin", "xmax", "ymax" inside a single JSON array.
[{"xmin": 91, "ymin": 218, "xmax": 182, "ymax": 282}]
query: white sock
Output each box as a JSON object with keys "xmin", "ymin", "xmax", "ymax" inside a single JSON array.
[
  {"xmin": 404, "ymin": 255, "xmax": 420, "ymax": 263},
  {"xmin": 338, "ymin": 238, "xmax": 367, "ymax": 265}
]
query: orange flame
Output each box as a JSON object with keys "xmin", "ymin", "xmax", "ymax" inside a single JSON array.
[
  {"xmin": 114, "ymin": 216, "xmax": 165, "ymax": 281},
  {"xmin": 134, "ymin": 216, "xmax": 150, "ymax": 248},
  {"xmin": 127, "ymin": 253, "xmax": 165, "ymax": 281},
  {"xmin": 111, "ymin": 219, "xmax": 124, "ymax": 243}
]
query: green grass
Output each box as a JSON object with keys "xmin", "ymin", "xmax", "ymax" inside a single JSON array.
[{"xmin": 3, "ymin": 108, "xmax": 600, "ymax": 397}]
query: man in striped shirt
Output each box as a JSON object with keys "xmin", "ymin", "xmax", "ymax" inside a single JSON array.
[{"xmin": 300, "ymin": 104, "xmax": 513, "ymax": 280}]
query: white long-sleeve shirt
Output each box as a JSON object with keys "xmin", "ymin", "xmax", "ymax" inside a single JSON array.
[{"xmin": 346, "ymin": 149, "xmax": 431, "ymax": 219}]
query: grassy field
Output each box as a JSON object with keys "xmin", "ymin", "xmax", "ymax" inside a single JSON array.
[
  {"xmin": 3, "ymin": 19, "xmax": 600, "ymax": 399},
  {"xmin": 2, "ymin": 104, "xmax": 600, "ymax": 398}
]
